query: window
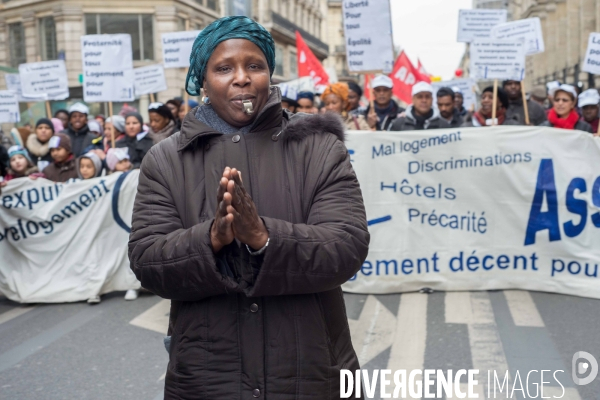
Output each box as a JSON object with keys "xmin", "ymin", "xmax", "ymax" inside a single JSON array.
[
  {"xmin": 39, "ymin": 17, "xmax": 57, "ymax": 61},
  {"xmin": 289, "ymin": 51, "xmax": 297, "ymax": 79},
  {"xmin": 85, "ymin": 14, "xmax": 154, "ymax": 61},
  {"xmin": 8, "ymin": 22, "xmax": 26, "ymax": 68},
  {"xmin": 275, "ymin": 45, "xmax": 284, "ymax": 77},
  {"xmin": 195, "ymin": 0, "xmax": 219, "ymax": 12}
]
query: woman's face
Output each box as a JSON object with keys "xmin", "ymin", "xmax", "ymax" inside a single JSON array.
[
  {"xmin": 125, "ymin": 116, "xmax": 142, "ymax": 138},
  {"xmin": 553, "ymin": 91, "xmax": 575, "ymax": 118},
  {"xmin": 10, "ymin": 155, "xmax": 28, "ymax": 173},
  {"xmin": 149, "ymin": 112, "xmax": 169, "ymax": 133},
  {"xmin": 55, "ymin": 111, "xmax": 69, "ymax": 128},
  {"xmin": 480, "ymin": 92, "xmax": 495, "ymax": 114},
  {"xmin": 203, "ymin": 39, "xmax": 271, "ymax": 128},
  {"xmin": 323, "ymin": 93, "xmax": 346, "ymax": 114},
  {"xmin": 347, "ymin": 89, "xmax": 360, "ymax": 111},
  {"xmin": 36, "ymin": 124, "xmax": 53, "ymax": 143},
  {"xmin": 166, "ymin": 103, "xmax": 179, "ymax": 119}
]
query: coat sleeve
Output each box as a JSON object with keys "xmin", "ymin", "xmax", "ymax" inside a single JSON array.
[
  {"xmin": 128, "ymin": 148, "xmax": 242, "ymax": 301},
  {"xmin": 244, "ymin": 137, "xmax": 370, "ymax": 297}
]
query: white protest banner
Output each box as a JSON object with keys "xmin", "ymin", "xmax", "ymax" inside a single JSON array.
[
  {"xmin": 342, "ymin": 127, "xmax": 600, "ymax": 299},
  {"xmin": 491, "ymin": 17, "xmax": 544, "ymax": 56},
  {"xmin": 582, "ymin": 32, "xmax": 600, "ymax": 75},
  {"xmin": 4, "ymin": 73, "xmax": 39, "ymax": 102},
  {"xmin": 161, "ymin": 30, "xmax": 202, "ymax": 69},
  {"xmin": 470, "ymin": 39, "xmax": 526, "ymax": 81},
  {"xmin": 134, "ymin": 64, "xmax": 168, "ymax": 97},
  {"xmin": 457, "ymin": 9, "xmax": 507, "ymax": 43},
  {"xmin": 0, "ymin": 91, "xmax": 20, "ymax": 123},
  {"xmin": 277, "ymin": 76, "xmax": 315, "ymax": 99},
  {"xmin": 0, "ymin": 172, "xmax": 141, "ymax": 303},
  {"xmin": 342, "ymin": 0, "xmax": 395, "ymax": 73},
  {"xmin": 18, "ymin": 60, "xmax": 69, "ymax": 101},
  {"xmin": 431, "ymin": 78, "xmax": 478, "ymax": 112},
  {"xmin": 81, "ymin": 34, "xmax": 134, "ymax": 102}
]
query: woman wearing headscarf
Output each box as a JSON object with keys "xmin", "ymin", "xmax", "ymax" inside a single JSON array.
[
  {"xmin": 26, "ymin": 118, "xmax": 55, "ymax": 171},
  {"xmin": 540, "ymin": 84, "xmax": 593, "ymax": 133},
  {"xmin": 322, "ymin": 82, "xmax": 370, "ymax": 130},
  {"xmin": 462, "ymin": 86, "xmax": 519, "ymax": 127},
  {"xmin": 115, "ymin": 113, "xmax": 153, "ymax": 168},
  {"xmin": 129, "ymin": 16, "xmax": 369, "ymax": 400},
  {"xmin": 148, "ymin": 102, "xmax": 177, "ymax": 144}
]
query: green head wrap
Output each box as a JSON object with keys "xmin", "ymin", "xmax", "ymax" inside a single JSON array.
[{"xmin": 185, "ymin": 16, "xmax": 276, "ymax": 96}]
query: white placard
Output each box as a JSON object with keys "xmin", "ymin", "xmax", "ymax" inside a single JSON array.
[
  {"xmin": 0, "ymin": 91, "xmax": 20, "ymax": 123},
  {"xmin": 342, "ymin": 0, "xmax": 394, "ymax": 73},
  {"xmin": 469, "ymin": 39, "xmax": 526, "ymax": 81},
  {"xmin": 4, "ymin": 74, "xmax": 38, "ymax": 102},
  {"xmin": 81, "ymin": 34, "xmax": 135, "ymax": 102},
  {"xmin": 457, "ymin": 9, "xmax": 507, "ymax": 43},
  {"xmin": 582, "ymin": 32, "xmax": 600, "ymax": 75},
  {"xmin": 134, "ymin": 64, "xmax": 168, "ymax": 97},
  {"xmin": 18, "ymin": 60, "xmax": 69, "ymax": 101},
  {"xmin": 161, "ymin": 31, "xmax": 202, "ymax": 69},
  {"xmin": 491, "ymin": 17, "xmax": 545, "ymax": 56},
  {"xmin": 432, "ymin": 78, "xmax": 478, "ymax": 112}
]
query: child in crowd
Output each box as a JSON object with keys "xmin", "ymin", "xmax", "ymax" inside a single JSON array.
[
  {"xmin": 27, "ymin": 118, "xmax": 55, "ymax": 172},
  {"xmin": 77, "ymin": 152, "xmax": 103, "ymax": 179},
  {"xmin": 42, "ymin": 134, "xmax": 78, "ymax": 182},
  {"xmin": 106, "ymin": 147, "xmax": 132, "ymax": 173},
  {"xmin": 2, "ymin": 146, "xmax": 42, "ymax": 183}
]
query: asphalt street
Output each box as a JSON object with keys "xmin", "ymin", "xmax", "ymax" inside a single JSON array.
[{"xmin": 0, "ymin": 290, "xmax": 598, "ymax": 400}]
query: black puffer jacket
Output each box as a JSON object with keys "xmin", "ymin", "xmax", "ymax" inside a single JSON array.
[
  {"xmin": 64, "ymin": 124, "xmax": 96, "ymax": 157},
  {"xmin": 129, "ymin": 88, "xmax": 369, "ymax": 399}
]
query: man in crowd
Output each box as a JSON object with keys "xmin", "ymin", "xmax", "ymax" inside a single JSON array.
[
  {"xmin": 436, "ymin": 87, "xmax": 463, "ymax": 128},
  {"xmin": 578, "ymin": 88, "xmax": 600, "ymax": 134},
  {"xmin": 503, "ymin": 80, "xmax": 547, "ymax": 126},
  {"xmin": 296, "ymin": 91, "xmax": 316, "ymax": 114},
  {"xmin": 390, "ymin": 82, "xmax": 450, "ymax": 131},
  {"xmin": 366, "ymin": 75, "xmax": 404, "ymax": 131},
  {"xmin": 454, "ymin": 90, "xmax": 468, "ymax": 118},
  {"xmin": 530, "ymin": 86, "xmax": 547, "ymax": 108}
]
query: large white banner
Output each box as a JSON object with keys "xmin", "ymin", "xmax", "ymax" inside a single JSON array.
[
  {"xmin": 81, "ymin": 34, "xmax": 135, "ymax": 102},
  {"xmin": 342, "ymin": 127, "xmax": 600, "ymax": 299},
  {"xmin": 0, "ymin": 172, "xmax": 140, "ymax": 303},
  {"xmin": 161, "ymin": 31, "xmax": 202, "ymax": 69},
  {"xmin": 18, "ymin": 60, "xmax": 70, "ymax": 101},
  {"xmin": 342, "ymin": 0, "xmax": 394, "ymax": 73}
]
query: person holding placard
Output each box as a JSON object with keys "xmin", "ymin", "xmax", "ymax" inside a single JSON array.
[
  {"xmin": 503, "ymin": 80, "xmax": 547, "ymax": 126},
  {"xmin": 540, "ymin": 84, "xmax": 593, "ymax": 133},
  {"xmin": 65, "ymin": 103, "xmax": 96, "ymax": 157},
  {"xmin": 115, "ymin": 113, "xmax": 154, "ymax": 169},
  {"xmin": 390, "ymin": 82, "xmax": 450, "ymax": 131},
  {"xmin": 322, "ymin": 82, "xmax": 370, "ymax": 130},
  {"xmin": 128, "ymin": 15, "xmax": 368, "ymax": 400},
  {"xmin": 147, "ymin": 103, "xmax": 177, "ymax": 144},
  {"xmin": 365, "ymin": 75, "xmax": 404, "ymax": 131},
  {"xmin": 26, "ymin": 118, "xmax": 55, "ymax": 172},
  {"xmin": 577, "ymin": 89, "xmax": 600, "ymax": 134},
  {"xmin": 462, "ymin": 86, "xmax": 519, "ymax": 127}
]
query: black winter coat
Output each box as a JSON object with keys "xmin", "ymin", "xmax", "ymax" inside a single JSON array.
[
  {"xmin": 64, "ymin": 124, "xmax": 96, "ymax": 157},
  {"xmin": 115, "ymin": 133, "xmax": 154, "ymax": 169}
]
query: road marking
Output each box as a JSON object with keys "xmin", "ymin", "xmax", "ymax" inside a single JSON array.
[
  {"xmin": 459, "ymin": 382, "xmax": 485, "ymax": 399},
  {"xmin": 129, "ymin": 299, "xmax": 170, "ymax": 334},
  {"xmin": 0, "ymin": 306, "xmax": 36, "ymax": 326},
  {"xmin": 387, "ymin": 293, "xmax": 428, "ymax": 399},
  {"xmin": 0, "ymin": 306, "xmax": 102, "ymax": 373},
  {"xmin": 348, "ymin": 295, "xmax": 397, "ymax": 366},
  {"xmin": 445, "ymin": 291, "xmax": 473, "ymax": 324},
  {"xmin": 503, "ymin": 290, "xmax": 545, "ymax": 327}
]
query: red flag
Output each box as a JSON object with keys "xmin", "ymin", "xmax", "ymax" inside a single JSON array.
[
  {"xmin": 389, "ymin": 51, "xmax": 429, "ymax": 104},
  {"xmin": 296, "ymin": 31, "xmax": 329, "ymax": 87},
  {"xmin": 417, "ymin": 59, "xmax": 432, "ymax": 83}
]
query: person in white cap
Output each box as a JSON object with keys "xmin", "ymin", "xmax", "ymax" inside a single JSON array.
[
  {"xmin": 390, "ymin": 82, "xmax": 450, "ymax": 131},
  {"xmin": 366, "ymin": 74, "xmax": 405, "ymax": 131},
  {"xmin": 577, "ymin": 88, "xmax": 599, "ymax": 134},
  {"xmin": 65, "ymin": 102, "xmax": 97, "ymax": 157},
  {"xmin": 540, "ymin": 84, "xmax": 593, "ymax": 133}
]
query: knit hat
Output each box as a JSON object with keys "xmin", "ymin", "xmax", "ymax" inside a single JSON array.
[
  {"xmin": 68, "ymin": 102, "xmax": 89, "ymax": 115},
  {"xmin": 297, "ymin": 91, "xmax": 315, "ymax": 102},
  {"xmin": 106, "ymin": 115, "xmax": 125, "ymax": 133},
  {"xmin": 8, "ymin": 145, "xmax": 33, "ymax": 165},
  {"xmin": 77, "ymin": 152, "xmax": 103, "ymax": 178},
  {"xmin": 36, "ymin": 118, "xmax": 55, "ymax": 133},
  {"xmin": 48, "ymin": 133, "xmax": 72, "ymax": 153},
  {"xmin": 106, "ymin": 147, "xmax": 130, "ymax": 171},
  {"xmin": 148, "ymin": 102, "xmax": 174, "ymax": 121},
  {"xmin": 51, "ymin": 118, "xmax": 64, "ymax": 133},
  {"xmin": 87, "ymin": 119, "xmax": 103, "ymax": 135}
]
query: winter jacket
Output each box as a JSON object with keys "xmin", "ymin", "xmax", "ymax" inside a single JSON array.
[
  {"xmin": 444, "ymin": 109, "xmax": 464, "ymax": 128},
  {"xmin": 364, "ymin": 100, "xmax": 404, "ymax": 131},
  {"xmin": 64, "ymin": 124, "xmax": 96, "ymax": 157},
  {"xmin": 506, "ymin": 98, "xmax": 548, "ymax": 126},
  {"xmin": 389, "ymin": 106, "xmax": 451, "ymax": 131},
  {"xmin": 539, "ymin": 119, "xmax": 594, "ymax": 133},
  {"xmin": 26, "ymin": 134, "xmax": 53, "ymax": 171},
  {"xmin": 115, "ymin": 132, "xmax": 154, "ymax": 169},
  {"xmin": 344, "ymin": 113, "xmax": 371, "ymax": 130},
  {"xmin": 128, "ymin": 88, "xmax": 369, "ymax": 400},
  {"xmin": 42, "ymin": 156, "xmax": 78, "ymax": 182}
]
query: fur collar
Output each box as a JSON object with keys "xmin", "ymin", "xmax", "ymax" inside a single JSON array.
[
  {"xmin": 283, "ymin": 112, "xmax": 346, "ymax": 143},
  {"xmin": 26, "ymin": 134, "xmax": 50, "ymax": 157}
]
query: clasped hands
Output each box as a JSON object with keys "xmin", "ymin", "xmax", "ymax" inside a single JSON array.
[{"xmin": 210, "ymin": 167, "xmax": 269, "ymax": 254}]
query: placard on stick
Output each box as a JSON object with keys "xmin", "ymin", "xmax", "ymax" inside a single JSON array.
[
  {"xmin": 134, "ymin": 65, "xmax": 168, "ymax": 97},
  {"xmin": 457, "ymin": 9, "xmax": 507, "ymax": 43},
  {"xmin": 491, "ymin": 17, "xmax": 545, "ymax": 56},
  {"xmin": 469, "ymin": 39, "xmax": 526, "ymax": 81},
  {"xmin": 161, "ymin": 31, "xmax": 202, "ymax": 69},
  {"xmin": 18, "ymin": 60, "xmax": 69, "ymax": 101},
  {"xmin": 582, "ymin": 32, "xmax": 600, "ymax": 75},
  {"xmin": 0, "ymin": 91, "xmax": 20, "ymax": 123}
]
